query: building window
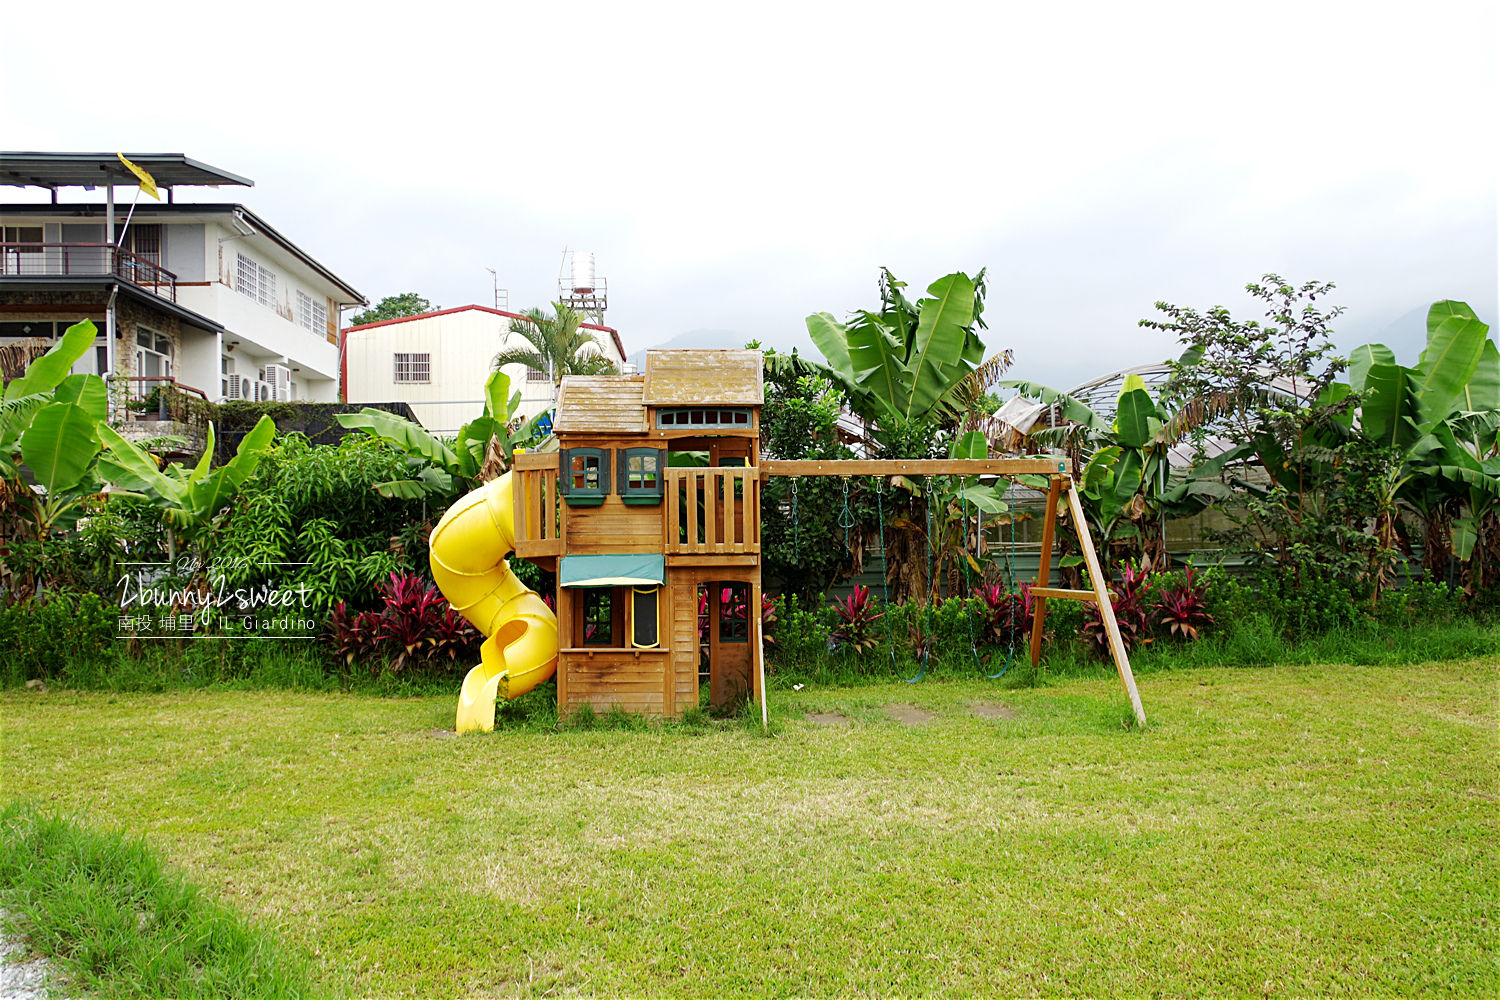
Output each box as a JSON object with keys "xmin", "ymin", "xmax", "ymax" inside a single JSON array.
[
  {"xmin": 582, "ymin": 589, "xmax": 614, "ymax": 646},
  {"xmin": 134, "ymin": 329, "xmax": 173, "ymax": 380},
  {"xmin": 296, "ymin": 290, "xmax": 327, "ymax": 334},
  {"xmin": 617, "ymin": 447, "xmax": 665, "ymax": 505},
  {"xmin": 393, "ymin": 353, "xmax": 431, "ymax": 383},
  {"xmin": 560, "ymin": 448, "xmax": 609, "ymax": 506},
  {"xmin": 526, "ymin": 366, "xmax": 549, "ymax": 382},
  {"xmin": 718, "ymin": 583, "xmax": 750, "ymax": 643},
  {"xmin": 1, "ymin": 226, "xmax": 43, "ymax": 275},
  {"xmin": 235, "ymin": 253, "xmax": 277, "ymax": 309},
  {"xmin": 631, "ymin": 587, "xmax": 660, "ymax": 649},
  {"xmin": 656, "ymin": 407, "xmax": 753, "ymax": 430}
]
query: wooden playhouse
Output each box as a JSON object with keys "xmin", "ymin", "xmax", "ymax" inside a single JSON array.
[{"xmin": 509, "ymin": 349, "xmax": 767, "ymax": 717}]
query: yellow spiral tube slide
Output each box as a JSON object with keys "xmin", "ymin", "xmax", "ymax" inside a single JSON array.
[{"xmin": 429, "ymin": 472, "xmax": 558, "ymax": 733}]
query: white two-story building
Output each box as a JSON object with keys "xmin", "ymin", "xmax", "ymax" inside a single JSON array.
[
  {"xmin": 0, "ymin": 152, "xmax": 364, "ymax": 408},
  {"xmin": 343, "ymin": 305, "xmax": 626, "ymax": 434}
]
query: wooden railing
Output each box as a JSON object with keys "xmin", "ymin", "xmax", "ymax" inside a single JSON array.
[
  {"xmin": 511, "ymin": 452, "xmax": 561, "ymax": 558},
  {"xmin": 665, "ymin": 467, "xmax": 759, "ymax": 556}
]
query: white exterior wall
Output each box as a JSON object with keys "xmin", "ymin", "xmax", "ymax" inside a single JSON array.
[
  {"xmin": 345, "ymin": 308, "xmax": 623, "ymax": 434},
  {"xmin": 175, "ymin": 220, "xmax": 342, "ymax": 401}
]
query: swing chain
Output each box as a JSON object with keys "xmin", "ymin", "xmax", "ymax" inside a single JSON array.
[{"xmin": 837, "ymin": 477, "xmax": 856, "ymax": 533}]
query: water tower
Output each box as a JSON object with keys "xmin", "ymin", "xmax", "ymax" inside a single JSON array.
[{"xmin": 558, "ymin": 249, "xmax": 607, "ymax": 326}]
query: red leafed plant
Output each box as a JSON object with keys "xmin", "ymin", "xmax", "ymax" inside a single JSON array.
[
  {"xmin": 973, "ymin": 581, "xmax": 1034, "ymax": 646},
  {"xmin": 831, "ymin": 584, "xmax": 883, "ymax": 656},
  {"xmin": 1154, "ymin": 565, "xmax": 1215, "ymax": 641},
  {"xmin": 326, "ymin": 573, "xmax": 480, "ymax": 674},
  {"xmin": 1082, "ymin": 562, "xmax": 1153, "ymax": 656}
]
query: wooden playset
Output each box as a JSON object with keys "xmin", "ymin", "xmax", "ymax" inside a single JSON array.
[{"xmin": 429, "ymin": 349, "xmax": 1145, "ymax": 733}]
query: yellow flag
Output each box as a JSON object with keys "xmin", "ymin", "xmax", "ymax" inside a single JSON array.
[{"xmin": 116, "ymin": 153, "xmax": 160, "ymax": 201}]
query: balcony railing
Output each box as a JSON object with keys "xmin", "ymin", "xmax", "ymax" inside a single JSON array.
[
  {"xmin": 0, "ymin": 242, "xmax": 178, "ymax": 302},
  {"xmin": 666, "ymin": 467, "xmax": 760, "ymax": 556}
]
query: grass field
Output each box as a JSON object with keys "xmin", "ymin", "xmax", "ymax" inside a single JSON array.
[{"xmin": 2, "ymin": 658, "xmax": 1496, "ymax": 998}]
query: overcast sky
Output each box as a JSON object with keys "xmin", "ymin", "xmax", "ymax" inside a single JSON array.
[{"xmin": 4, "ymin": 0, "xmax": 1495, "ymax": 391}]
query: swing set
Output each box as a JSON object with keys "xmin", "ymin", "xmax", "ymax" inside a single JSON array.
[{"xmin": 765, "ymin": 457, "xmax": 1147, "ymax": 726}]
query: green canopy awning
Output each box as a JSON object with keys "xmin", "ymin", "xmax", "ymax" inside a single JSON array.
[{"xmin": 558, "ymin": 554, "xmax": 666, "ymax": 589}]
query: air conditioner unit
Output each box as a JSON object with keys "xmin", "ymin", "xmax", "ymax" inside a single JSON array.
[
  {"xmin": 260, "ymin": 363, "xmax": 293, "ymax": 402},
  {"xmin": 254, "ymin": 380, "xmax": 274, "ymax": 403},
  {"xmin": 224, "ymin": 373, "xmax": 249, "ymax": 401}
]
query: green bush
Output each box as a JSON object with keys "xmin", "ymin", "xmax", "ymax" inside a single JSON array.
[
  {"xmin": 767, "ymin": 594, "xmax": 835, "ymax": 673},
  {"xmin": 0, "ymin": 591, "xmax": 116, "ymax": 686}
]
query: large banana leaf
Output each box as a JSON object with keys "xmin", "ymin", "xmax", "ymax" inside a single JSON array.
[
  {"xmin": 804, "ymin": 312, "xmax": 856, "ymax": 385},
  {"xmin": 1413, "ymin": 301, "xmax": 1488, "ymax": 432},
  {"xmin": 483, "ymin": 370, "xmax": 513, "ymax": 422},
  {"xmin": 97, "ymin": 422, "xmax": 181, "ymax": 499},
  {"xmin": 842, "ymin": 311, "xmax": 905, "ymax": 420},
  {"xmin": 1348, "ymin": 343, "xmax": 1395, "ymax": 393},
  {"xmin": 901, "ymin": 272, "xmax": 977, "ymax": 420},
  {"xmin": 3, "ymin": 320, "xmax": 98, "ymax": 401},
  {"xmin": 336, "ymin": 408, "xmax": 461, "ymax": 472},
  {"xmin": 53, "ymin": 374, "xmax": 108, "ymax": 424},
  {"xmin": 1459, "ymin": 338, "xmax": 1499, "ymax": 414},
  {"xmin": 186, "ymin": 415, "xmax": 276, "ymax": 522},
  {"xmin": 1361, "ymin": 363, "xmax": 1420, "ymax": 449},
  {"xmin": 1113, "ymin": 374, "xmax": 1161, "ymax": 449},
  {"xmin": 19, "ymin": 401, "xmax": 100, "ymax": 494}
]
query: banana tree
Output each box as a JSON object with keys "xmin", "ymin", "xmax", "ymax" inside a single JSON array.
[
  {"xmin": 335, "ymin": 369, "xmax": 542, "ymax": 499},
  {"xmin": 802, "ymin": 268, "xmax": 1011, "ymax": 448},
  {"xmin": 97, "ymin": 415, "xmax": 278, "ymax": 561},
  {"xmin": 2, "ymin": 321, "xmax": 110, "ymax": 537},
  {"xmin": 1346, "ymin": 300, "xmax": 1498, "ymax": 589},
  {"xmin": 997, "ymin": 374, "xmax": 1230, "ymax": 569}
]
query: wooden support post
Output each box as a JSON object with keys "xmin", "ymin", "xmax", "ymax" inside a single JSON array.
[
  {"xmin": 752, "ymin": 575, "xmax": 767, "ymax": 731},
  {"xmin": 1067, "ymin": 482, "xmax": 1147, "ymax": 727},
  {"xmin": 1029, "ymin": 476, "xmax": 1062, "ymax": 667}
]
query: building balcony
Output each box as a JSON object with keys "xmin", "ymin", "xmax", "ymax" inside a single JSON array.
[{"xmin": 0, "ymin": 242, "xmax": 177, "ymax": 302}]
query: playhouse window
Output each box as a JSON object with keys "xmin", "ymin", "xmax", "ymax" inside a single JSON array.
[
  {"xmin": 655, "ymin": 407, "xmax": 753, "ymax": 430},
  {"xmin": 582, "ymin": 588, "xmax": 614, "ymax": 646},
  {"xmin": 618, "ymin": 447, "xmax": 665, "ymax": 505},
  {"xmin": 631, "ymin": 587, "xmax": 660, "ymax": 649},
  {"xmin": 561, "ymin": 448, "xmax": 610, "ymax": 506},
  {"xmin": 718, "ymin": 583, "xmax": 750, "ymax": 643}
]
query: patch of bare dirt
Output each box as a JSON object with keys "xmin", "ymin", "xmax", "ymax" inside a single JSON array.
[
  {"xmin": 883, "ymin": 704, "xmax": 936, "ymax": 726},
  {"xmin": 807, "ymin": 712, "xmax": 851, "ymax": 727},
  {"xmin": 972, "ymin": 702, "xmax": 1020, "ymax": 720}
]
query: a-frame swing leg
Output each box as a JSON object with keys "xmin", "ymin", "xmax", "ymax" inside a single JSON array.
[
  {"xmin": 1067, "ymin": 482, "xmax": 1147, "ymax": 727},
  {"xmin": 1028, "ymin": 476, "xmax": 1062, "ymax": 667},
  {"xmin": 1027, "ymin": 475, "xmax": 1147, "ymax": 726}
]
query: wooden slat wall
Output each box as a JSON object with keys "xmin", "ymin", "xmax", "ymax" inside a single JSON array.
[
  {"xmin": 562, "ymin": 653, "xmax": 671, "ymax": 716},
  {"xmin": 671, "ymin": 578, "xmax": 700, "ymax": 712},
  {"xmin": 566, "ymin": 495, "xmax": 664, "ymax": 554}
]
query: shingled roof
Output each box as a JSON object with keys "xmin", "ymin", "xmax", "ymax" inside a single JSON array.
[
  {"xmin": 553, "ymin": 375, "xmax": 647, "ymax": 435},
  {"xmin": 642, "ymin": 350, "xmax": 763, "ymax": 406}
]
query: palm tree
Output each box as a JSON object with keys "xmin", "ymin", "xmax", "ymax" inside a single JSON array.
[{"xmin": 491, "ymin": 302, "xmax": 618, "ymax": 404}]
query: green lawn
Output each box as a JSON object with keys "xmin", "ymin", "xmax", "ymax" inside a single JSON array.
[{"xmin": 2, "ymin": 659, "xmax": 1496, "ymax": 998}]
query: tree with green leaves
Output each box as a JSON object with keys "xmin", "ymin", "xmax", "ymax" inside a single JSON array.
[
  {"xmin": 349, "ymin": 293, "xmax": 435, "ymax": 328},
  {"xmin": 336, "ymin": 369, "xmax": 542, "ymax": 501},
  {"xmin": 800, "ymin": 268, "xmax": 1010, "ymax": 455},
  {"xmin": 786, "ymin": 269, "xmax": 1013, "ymax": 602},
  {"xmin": 1344, "ymin": 301, "xmax": 1498, "ymax": 592},
  {"xmin": 491, "ymin": 302, "xmax": 617, "ymax": 404},
  {"xmin": 996, "ymin": 373, "xmax": 1231, "ymax": 572}
]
